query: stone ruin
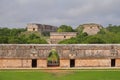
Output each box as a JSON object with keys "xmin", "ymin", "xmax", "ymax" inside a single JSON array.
[{"xmin": 0, "ymin": 44, "xmax": 120, "ymax": 68}]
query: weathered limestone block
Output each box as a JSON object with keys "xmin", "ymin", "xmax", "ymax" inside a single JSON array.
[
  {"xmin": 37, "ymin": 59, "xmax": 47, "ymax": 68},
  {"xmin": 60, "ymin": 59, "xmax": 70, "ymax": 68},
  {"xmin": 0, "ymin": 44, "xmax": 120, "ymax": 68},
  {"xmin": 0, "ymin": 59, "xmax": 22, "ymax": 68},
  {"xmin": 82, "ymin": 23, "xmax": 102, "ymax": 35},
  {"xmin": 75, "ymin": 59, "xmax": 111, "ymax": 67},
  {"xmin": 0, "ymin": 59, "xmax": 3, "ymax": 68},
  {"xmin": 117, "ymin": 50, "xmax": 120, "ymax": 56},
  {"xmin": 116, "ymin": 59, "xmax": 120, "ymax": 67},
  {"xmin": 22, "ymin": 59, "xmax": 31, "ymax": 68}
]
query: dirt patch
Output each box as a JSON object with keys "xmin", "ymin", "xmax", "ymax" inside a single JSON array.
[{"xmin": 42, "ymin": 70, "xmax": 74, "ymax": 77}]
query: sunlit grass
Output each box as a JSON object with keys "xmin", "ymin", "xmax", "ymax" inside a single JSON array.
[{"xmin": 0, "ymin": 70, "xmax": 119, "ymax": 80}]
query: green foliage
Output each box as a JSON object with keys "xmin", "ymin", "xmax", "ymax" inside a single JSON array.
[
  {"xmin": 59, "ymin": 33, "xmax": 88, "ymax": 44},
  {"xmin": 48, "ymin": 49, "xmax": 59, "ymax": 62},
  {"xmin": 106, "ymin": 24, "xmax": 120, "ymax": 33},
  {"xmin": 0, "ymin": 28, "xmax": 26, "ymax": 44},
  {"xmin": 83, "ymin": 36, "xmax": 105, "ymax": 44},
  {"xmin": 0, "ymin": 70, "xmax": 120, "ymax": 80},
  {"xmin": 0, "ymin": 36, "xmax": 8, "ymax": 43},
  {"xmin": 19, "ymin": 33, "xmax": 48, "ymax": 44},
  {"xmin": 57, "ymin": 25, "xmax": 74, "ymax": 32},
  {"xmin": 0, "ymin": 27, "xmax": 47, "ymax": 44},
  {"xmin": 59, "ymin": 25, "xmax": 120, "ymax": 44},
  {"xmin": 75, "ymin": 25, "xmax": 84, "ymax": 34},
  {"xmin": 0, "ymin": 28, "xmax": 25, "ymax": 36},
  {"xmin": 41, "ymin": 32, "xmax": 50, "ymax": 36},
  {"xmin": 98, "ymin": 28, "xmax": 107, "ymax": 34},
  {"xmin": 8, "ymin": 37, "xmax": 20, "ymax": 44},
  {"xmin": 1, "ymin": 24, "xmax": 120, "ymax": 44}
]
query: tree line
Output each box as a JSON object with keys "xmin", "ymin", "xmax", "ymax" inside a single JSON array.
[
  {"xmin": 0, "ymin": 24, "xmax": 120, "ymax": 44},
  {"xmin": 59, "ymin": 25, "xmax": 120, "ymax": 44},
  {"xmin": 0, "ymin": 28, "xmax": 47, "ymax": 44}
]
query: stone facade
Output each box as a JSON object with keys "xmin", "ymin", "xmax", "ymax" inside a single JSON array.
[
  {"xmin": 37, "ymin": 59, "xmax": 47, "ymax": 68},
  {"xmin": 75, "ymin": 59, "xmax": 111, "ymax": 67},
  {"xmin": 0, "ymin": 44, "xmax": 120, "ymax": 68},
  {"xmin": 82, "ymin": 23, "xmax": 103, "ymax": 35},
  {"xmin": 50, "ymin": 32, "xmax": 77, "ymax": 44},
  {"xmin": 116, "ymin": 59, "xmax": 120, "ymax": 67},
  {"xmin": 27, "ymin": 23, "xmax": 57, "ymax": 32}
]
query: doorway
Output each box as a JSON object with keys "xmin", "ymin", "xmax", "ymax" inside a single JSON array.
[
  {"xmin": 33, "ymin": 28, "xmax": 35, "ymax": 31},
  {"xmin": 111, "ymin": 59, "xmax": 115, "ymax": 67},
  {"xmin": 70, "ymin": 59, "xmax": 75, "ymax": 67},
  {"xmin": 32, "ymin": 59, "xmax": 37, "ymax": 68}
]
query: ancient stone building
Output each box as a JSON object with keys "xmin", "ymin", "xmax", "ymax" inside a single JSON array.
[
  {"xmin": 82, "ymin": 23, "xmax": 103, "ymax": 35},
  {"xmin": 0, "ymin": 44, "xmax": 120, "ymax": 68},
  {"xmin": 27, "ymin": 23, "xmax": 57, "ymax": 32},
  {"xmin": 50, "ymin": 32, "xmax": 77, "ymax": 44}
]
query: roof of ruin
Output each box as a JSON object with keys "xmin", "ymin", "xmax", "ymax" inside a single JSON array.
[
  {"xmin": 82, "ymin": 23, "xmax": 103, "ymax": 28},
  {"xmin": 50, "ymin": 32, "xmax": 77, "ymax": 36},
  {"xmin": 27, "ymin": 23, "xmax": 57, "ymax": 28}
]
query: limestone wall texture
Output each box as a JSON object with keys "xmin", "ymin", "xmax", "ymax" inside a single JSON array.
[
  {"xmin": 116, "ymin": 59, "xmax": 120, "ymax": 67},
  {"xmin": 27, "ymin": 23, "xmax": 57, "ymax": 32},
  {"xmin": 75, "ymin": 59, "xmax": 111, "ymax": 67},
  {"xmin": 0, "ymin": 44, "xmax": 120, "ymax": 68},
  {"xmin": 37, "ymin": 59, "xmax": 47, "ymax": 68},
  {"xmin": 82, "ymin": 23, "xmax": 103, "ymax": 35},
  {"xmin": 0, "ymin": 59, "xmax": 31, "ymax": 68},
  {"xmin": 60, "ymin": 59, "xmax": 70, "ymax": 67},
  {"xmin": 50, "ymin": 32, "xmax": 77, "ymax": 44}
]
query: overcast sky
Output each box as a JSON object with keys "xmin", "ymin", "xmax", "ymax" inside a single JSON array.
[{"xmin": 0, "ymin": 0, "xmax": 120, "ymax": 28}]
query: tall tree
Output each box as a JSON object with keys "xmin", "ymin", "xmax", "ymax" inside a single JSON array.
[{"xmin": 57, "ymin": 25, "xmax": 74, "ymax": 32}]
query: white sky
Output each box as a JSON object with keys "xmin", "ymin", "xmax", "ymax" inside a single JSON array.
[{"xmin": 0, "ymin": 0, "xmax": 120, "ymax": 28}]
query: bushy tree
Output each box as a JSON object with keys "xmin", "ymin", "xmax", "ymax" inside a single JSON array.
[
  {"xmin": 82, "ymin": 36, "xmax": 105, "ymax": 44},
  {"xmin": 0, "ymin": 27, "xmax": 47, "ymax": 44},
  {"xmin": 0, "ymin": 36, "xmax": 8, "ymax": 43},
  {"xmin": 19, "ymin": 33, "xmax": 48, "ymax": 44},
  {"xmin": 59, "ymin": 24, "xmax": 120, "ymax": 44},
  {"xmin": 106, "ymin": 24, "xmax": 120, "ymax": 33},
  {"xmin": 75, "ymin": 25, "xmax": 84, "ymax": 34},
  {"xmin": 57, "ymin": 25, "xmax": 74, "ymax": 32},
  {"xmin": 59, "ymin": 32, "xmax": 88, "ymax": 44},
  {"xmin": 47, "ymin": 49, "xmax": 59, "ymax": 63}
]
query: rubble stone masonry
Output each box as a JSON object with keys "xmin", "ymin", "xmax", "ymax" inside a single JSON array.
[{"xmin": 0, "ymin": 44, "xmax": 120, "ymax": 68}]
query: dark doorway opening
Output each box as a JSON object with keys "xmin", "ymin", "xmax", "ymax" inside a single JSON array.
[
  {"xmin": 64, "ymin": 36, "xmax": 66, "ymax": 38},
  {"xmin": 70, "ymin": 59, "xmax": 75, "ymax": 67},
  {"xmin": 32, "ymin": 59, "xmax": 37, "ymax": 68},
  {"xmin": 33, "ymin": 28, "xmax": 35, "ymax": 31},
  {"xmin": 111, "ymin": 59, "xmax": 115, "ymax": 67}
]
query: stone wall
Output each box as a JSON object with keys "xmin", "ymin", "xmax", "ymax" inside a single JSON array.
[
  {"xmin": 0, "ymin": 59, "xmax": 31, "ymax": 68},
  {"xmin": 75, "ymin": 59, "xmax": 111, "ymax": 67},
  {"xmin": 37, "ymin": 59, "xmax": 47, "ymax": 68},
  {"xmin": 82, "ymin": 23, "xmax": 103, "ymax": 35},
  {"xmin": 27, "ymin": 23, "xmax": 57, "ymax": 32},
  {"xmin": 116, "ymin": 59, "xmax": 120, "ymax": 67},
  {"xmin": 0, "ymin": 44, "xmax": 120, "ymax": 59},
  {"xmin": 0, "ymin": 44, "xmax": 120, "ymax": 68},
  {"xmin": 50, "ymin": 32, "xmax": 77, "ymax": 44},
  {"xmin": 27, "ymin": 23, "xmax": 42, "ymax": 31},
  {"xmin": 60, "ymin": 59, "xmax": 70, "ymax": 68}
]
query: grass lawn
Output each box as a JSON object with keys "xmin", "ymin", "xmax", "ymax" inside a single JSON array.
[{"xmin": 0, "ymin": 69, "xmax": 120, "ymax": 80}]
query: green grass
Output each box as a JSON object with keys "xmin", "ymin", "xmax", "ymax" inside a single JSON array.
[{"xmin": 0, "ymin": 70, "xmax": 120, "ymax": 80}]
